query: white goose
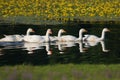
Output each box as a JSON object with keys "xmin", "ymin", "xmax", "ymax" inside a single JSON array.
[
  {"xmin": 23, "ymin": 28, "xmax": 44, "ymax": 43},
  {"xmin": 23, "ymin": 28, "xmax": 52, "ymax": 43},
  {"xmin": 75, "ymin": 28, "xmax": 87, "ymax": 41},
  {"xmin": 0, "ymin": 34, "xmax": 23, "ymax": 42},
  {"xmin": 57, "ymin": 29, "xmax": 77, "ymax": 42},
  {"xmin": 41, "ymin": 29, "xmax": 52, "ymax": 42},
  {"xmin": 83, "ymin": 28, "xmax": 110, "ymax": 42}
]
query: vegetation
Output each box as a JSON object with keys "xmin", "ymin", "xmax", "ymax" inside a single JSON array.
[
  {"xmin": 0, "ymin": 0, "xmax": 120, "ymax": 24},
  {"xmin": 0, "ymin": 64, "xmax": 120, "ymax": 80}
]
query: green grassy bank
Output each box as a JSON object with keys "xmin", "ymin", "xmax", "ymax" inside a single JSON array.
[{"xmin": 0, "ymin": 64, "xmax": 120, "ymax": 80}]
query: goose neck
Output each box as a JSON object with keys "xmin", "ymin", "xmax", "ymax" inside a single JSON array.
[
  {"xmin": 45, "ymin": 32, "xmax": 50, "ymax": 42},
  {"xmin": 78, "ymin": 31, "xmax": 83, "ymax": 40},
  {"xmin": 58, "ymin": 31, "xmax": 62, "ymax": 38},
  {"xmin": 26, "ymin": 30, "xmax": 30, "ymax": 36},
  {"xmin": 46, "ymin": 32, "xmax": 49, "ymax": 37},
  {"xmin": 100, "ymin": 30, "xmax": 105, "ymax": 40}
]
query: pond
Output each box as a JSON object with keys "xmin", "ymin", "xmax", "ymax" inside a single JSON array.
[{"xmin": 0, "ymin": 23, "xmax": 120, "ymax": 66}]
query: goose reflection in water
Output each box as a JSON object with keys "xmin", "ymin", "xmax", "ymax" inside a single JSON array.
[
  {"xmin": 44, "ymin": 43, "xmax": 52, "ymax": 55},
  {"xmin": 77, "ymin": 41, "xmax": 88, "ymax": 53},
  {"xmin": 0, "ymin": 42, "xmax": 23, "ymax": 49},
  {"xmin": 23, "ymin": 42, "xmax": 52, "ymax": 55},
  {"xmin": 84, "ymin": 41, "xmax": 109, "ymax": 52},
  {"xmin": 23, "ymin": 42, "xmax": 43, "ymax": 54},
  {"xmin": 0, "ymin": 49, "xmax": 4, "ymax": 56},
  {"xmin": 100, "ymin": 41, "xmax": 109, "ymax": 52},
  {"xmin": 0, "ymin": 42, "xmax": 23, "ymax": 56},
  {"xmin": 56, "ymin": 42, "xmax": 76, "ymax": 54}
]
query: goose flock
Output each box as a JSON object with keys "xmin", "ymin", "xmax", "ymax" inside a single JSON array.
[
  {"xmin": 0, "ymin": 28, "xmax": 110, "ymax": 43},
  {"xmin": 0, "ymin": 28, "xmax": 110, "ymax": 55}
]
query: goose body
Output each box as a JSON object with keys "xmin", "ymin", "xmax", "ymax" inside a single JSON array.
[
  {"xmin": 83, "ymin": 34, "xmax": 99, "ymax": 41},
  {"xmin": 83, "ymin": 28, "xmax": 110, "ymax": 42},
  {"xmin": 24, "ymin": 35, "xmax": 44, "ymax": 43},
  {"xmin": 42, "ymin": 36, "xmax": 57, "ymax": 42},
  {"xmin": 57, "ymin": 29, "xmax": 77, "ymax": 42},
  {"xmin": 59, "ymin": 35, "xmax": 77, "ymax": 42},
  {"xmin": 0, "ymin": 34, "xmax": 23, "ymax": 42}
]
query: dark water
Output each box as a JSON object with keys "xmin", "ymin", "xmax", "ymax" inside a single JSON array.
[{"xmin": 0, "ymin": 23, "xmax": 120, "ymax": 66}]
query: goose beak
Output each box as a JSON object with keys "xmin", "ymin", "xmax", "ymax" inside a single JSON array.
[
  {"xmin": 107, "ymin": 29, "xmax": 110, "ymax": 32},
  {"xmin": 63, "ymin": 30, "xmax": 66, "ymax": 33},
  {"xmin": 84, "ymin": 29, "xmax": 87, "ymax": 32},
  {"xmin": 32, "ymin": 29, "xmax": 35, "ymax": 32},
  {"xmin": 49, "ymin": 30, "xmax": 52, "ymax": 34}
]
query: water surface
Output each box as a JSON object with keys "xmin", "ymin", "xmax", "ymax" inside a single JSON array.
[{"xmin": 0, "ymin": 23, "xmax": 119, "ymax": 66}]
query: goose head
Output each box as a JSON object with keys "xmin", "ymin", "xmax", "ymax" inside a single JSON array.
[
  {"xmin": 45, "ymin": 29, "xmax": 52, "ymax": 37},
  {"xmin": 46, "ymin": 29, "xmax": 52, "ymax": 35},
  {"xmin": 58, "ymin": 29, "xmax": 66, "ymax": 37},
  {"xmin": 26, "ymin": 28, "xmax": 35, "ymax": 35},
  {"xmin": 79, "ymin": 28, "xmax": 87, "ymax": 33},
  {"xmin": 27, "ymin": 28, "xmax": 35, "ymax": 32},
  {"xmin": 102, "ymin": 28, "xmax": 110, "ymax": 32},
  {"xmin": 59, "ymin": 29, "xmax": 66, "ymax": 33}
]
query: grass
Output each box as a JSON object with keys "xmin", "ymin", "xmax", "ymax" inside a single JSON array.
[{"xmin": 0, "ymin": 64, "xmax": 120, "ymax": 80}]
